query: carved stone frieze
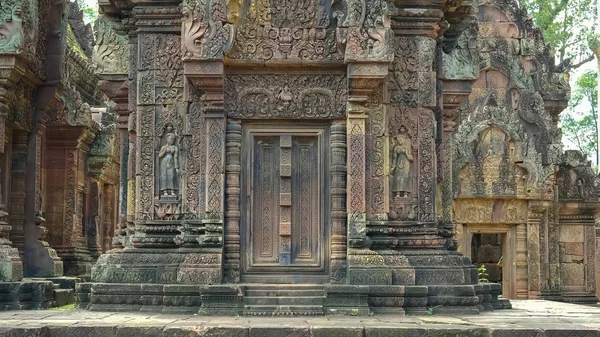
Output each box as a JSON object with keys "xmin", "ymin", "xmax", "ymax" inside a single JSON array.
[
  {"xmin": 227, "ymin": 0, "xmax": 343, "ymax": 62},
  {"xmin": 225, "ymin": 73, "xmax": 347, "ymax": 119}
]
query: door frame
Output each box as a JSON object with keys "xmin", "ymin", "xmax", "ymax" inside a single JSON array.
[{"xmin": 240, "ymin": 122, "xmax": 331, "ymax": 283}]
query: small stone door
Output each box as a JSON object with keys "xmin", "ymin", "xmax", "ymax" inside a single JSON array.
[{"xmin": 241, "ymin": 125, "xmax": 329, "ymax": 283}]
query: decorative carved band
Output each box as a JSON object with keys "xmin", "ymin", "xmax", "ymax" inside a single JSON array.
[{"xmin": 224, "ymin": 74, "xmax": 347, "ymax": 119}]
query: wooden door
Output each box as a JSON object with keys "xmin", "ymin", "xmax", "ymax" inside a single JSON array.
[{"xmin": 242, "ymin": 125, "xmax": 328, "ymax": 282}]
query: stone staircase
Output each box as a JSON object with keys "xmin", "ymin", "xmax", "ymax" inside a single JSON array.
[{"xmin": 243, "ymin": 285, "xmax": 325, "ymax": 316}]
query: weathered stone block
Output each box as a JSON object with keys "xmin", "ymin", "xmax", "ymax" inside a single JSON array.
[{"xmin": 561, "ymin": 263, "xmax": 585, "ymax": 287}]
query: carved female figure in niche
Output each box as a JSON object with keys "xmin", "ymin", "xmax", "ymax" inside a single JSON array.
[
  {"xmin": 159, "ymin": 125, "xmax": 179, "ymax": 197},
  {"xmin": 391, "ymin": 125, "xmax": 413, "ymax": 197}
]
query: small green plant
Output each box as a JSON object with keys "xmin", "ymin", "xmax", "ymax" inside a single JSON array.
[
  {"xmin": 369, "ymin": 311, "xmax": 375, "ymax": 317},
  {"xmin": 478, "ymin": 264, "xmax": 489, "ymax": 283},
  {"xmin": 350, "ymin": 308, "xmax": 359, "ymax": 316},
  {"xmin": 427, "ymin": 307, "xmax": 434, "ymax": 315},
  {"xmin": 51, "ymin": 303, "xmax": 75, "ymax": 310}
]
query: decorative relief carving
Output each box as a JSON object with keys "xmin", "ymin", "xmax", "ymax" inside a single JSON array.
[
  {"xmin": 453, "ymin": 199, "xmax": 528, "ymax": 224},
  {"xmin": 225, "ymin": 74, "xmax": 347, "ymax": 119},
  {"xmin": 454, "ymin": 87, "xmax": 558, "ymax": 201},
  {"xmin": 558, "ymin": 150, "xmax": 599, "ymax": 201},
  {"xmin": 93, "ymin": 17, "xmax": 129, "ymax": 75},
  {"xmin": 138, "ymin": 106, "xmax": 155, "ymax": 220},
  {"xmin": 418, "ymin": 109, "xmax": 435, "ymax": 222},
  {"xmin": 206, "ymin": 117, "xmax": 224, "ymax": 216},
  {"xmin": 227, "ymin": 0, "xmax": 342, "ymax": 62},
  {"xmin": 182, "ymin": 0, "xmax": 232, "ymax": 60},
  {"xmin": 0, "ymin": 5, "xmax": 24, "ymax": 54},
  {"xmin": 157, "ymin": 124, "xmax": 180, "ymax": 198},
  {"xmin": 185, "ymin": 100, "xmax": 206, "ymax": 216},
  {"xmin": 440, "ymin": 22, "xmax": 479, "ymax": 80},
  {"xmin": 335, "ymin": 0, "xmax": 394, "ymax": 62},
  {"xmin": 366, "ymin": 104, "xmax": 386, "ymax": 216},
  {"xmin": 390, "ymin": 127, "xmax": 412, "ymax": 198},
  {"xmin": 348, "ymin": 118, "xmax": 365, "ymax": 214}
]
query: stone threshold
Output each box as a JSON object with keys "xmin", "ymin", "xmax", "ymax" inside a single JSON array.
[{"xmin": 1, "ymin": 300, "xmax": 600, "ymax": 336}]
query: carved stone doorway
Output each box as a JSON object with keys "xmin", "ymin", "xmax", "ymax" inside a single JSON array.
[
  {"xmin": 457, "ymin": 224, "xmax": 523, "ymax": 299},
  {"xmin": 240, "ymin": 123, "xmax": 330, "ymax": 283}
]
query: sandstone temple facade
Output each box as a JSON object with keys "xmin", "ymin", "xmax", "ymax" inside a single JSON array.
[{"xmin": 0, "ymin": 0, "xmax": 599, "ymax": 313}]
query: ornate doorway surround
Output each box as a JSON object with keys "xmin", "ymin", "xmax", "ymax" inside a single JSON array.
[{"xmin": 240, "ymin": 123, "xmax": 330, "ymax": 283}]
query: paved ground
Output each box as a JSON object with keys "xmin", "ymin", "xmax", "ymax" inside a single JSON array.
[{"xmin": 1, "ymin": 300, "xmax": 600, "ymax": 336}]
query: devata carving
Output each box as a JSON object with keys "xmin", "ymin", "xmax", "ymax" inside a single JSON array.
[
  {"xmin": 158, "ymin": 124, "xmax": 180, "ymax": 198},
  {"xmin": 390, "ymin": 127, "xmax": 413, "ymax": 198},
  {"xmin": 225, "ymin": 74, "xmax": 347, "ymax": 118}
]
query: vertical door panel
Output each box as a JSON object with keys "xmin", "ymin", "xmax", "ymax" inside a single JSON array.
[{"xmin": 251, "ymin": 136, "xmax": 280, "ymax": 266}]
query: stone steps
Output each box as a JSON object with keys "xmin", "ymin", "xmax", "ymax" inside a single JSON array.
[{"xmin": 243, "ymin": 285, "xmax": 325, "ymax": 316}]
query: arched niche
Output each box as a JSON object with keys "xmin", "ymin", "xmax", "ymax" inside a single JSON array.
[{"xmin": 457, "ymin": 125, "xmax": 528, "ymax": 198}]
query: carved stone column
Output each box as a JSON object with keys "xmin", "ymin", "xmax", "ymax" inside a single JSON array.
[
  {"xmin": 224, "ymin": 119, "xmax": 241, "ymax": 283},
  {"xmin": 330, "ymin": 120, "xmax": 347, "ymax": 283}
]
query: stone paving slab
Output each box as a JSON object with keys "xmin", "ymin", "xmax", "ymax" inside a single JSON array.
[{"xmin": 1, "ymin": 300, "xmax": 600, "ymax": 336}]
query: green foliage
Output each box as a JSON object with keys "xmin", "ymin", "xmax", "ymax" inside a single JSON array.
[
  {"xmin": 478, "ymin": 264, "xmax": 489, "ymax": 283},
  {"xmin": 77, "ymin": 0, "xmax": 98, "ymax": 24},
  {"xmin": 519, "ymin": 0, "xmax": 598, "ymax": 69},
  {"xmin": 561, "ymin": 71, "xmax": 599, "ymax": 168}
]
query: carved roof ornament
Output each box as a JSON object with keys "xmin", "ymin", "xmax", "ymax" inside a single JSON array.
[
  {"xmin": 558, "ymin": 151, "xmax": 600, "ymax": 202},
  {"xmin": 182, "ymin": 0, "xmax": 233, "ymax": 61},
  {"xmin": 92, "ymin": 16, "xmax": 129, "ymax": 76},
  {"xmin": 335, "ymin": 0, "xmax": 394, "ymax": 62}
]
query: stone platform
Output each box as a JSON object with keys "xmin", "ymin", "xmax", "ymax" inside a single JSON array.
[
  {"xmin": 0, "ymin": 300, "xmax": 599, "ymax": 336},
  {"xmin": 76, "ymin": 282, "xmax": 510, "ymax": 316}
]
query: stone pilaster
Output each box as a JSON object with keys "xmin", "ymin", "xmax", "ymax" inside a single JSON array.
[{"xmin": 527, "ymin": 201, "xmax": 548, "ymax": 299}]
